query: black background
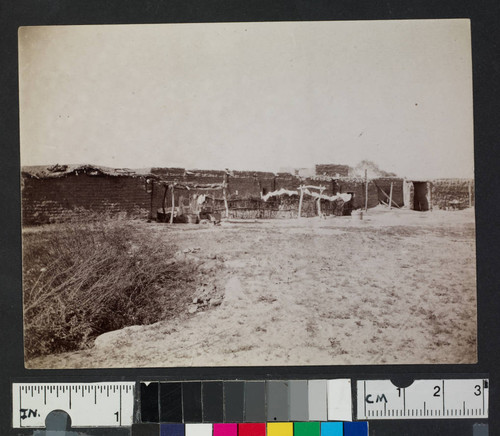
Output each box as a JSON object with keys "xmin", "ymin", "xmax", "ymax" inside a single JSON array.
[{"xmin": 1, "ymin": 1, "xmax": 499, "ymax": 435}]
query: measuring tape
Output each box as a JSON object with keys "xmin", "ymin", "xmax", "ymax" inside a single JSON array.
[
  {"xmin": 12, "ymin": 382, "xmax": 135, "ymax": 428},
  {"xmin": 357, "ymin": 379, "xmax": 489, "ymax": 420}
]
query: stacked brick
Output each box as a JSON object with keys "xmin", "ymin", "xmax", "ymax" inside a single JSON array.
[
  {"xmin": 21, "ymin": 165, "xmax": 413, "ymax": 225},
  {"xmin": 21, "ymin": 174, "xmax": 150, "ymax": 225},
  {"xmin": 431, "ymin": 179, "xmax": 474, "ymax": 210}
]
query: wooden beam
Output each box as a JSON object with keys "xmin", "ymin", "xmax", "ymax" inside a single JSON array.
[
  {"xmin": 223, "ymin": 188, "xmax": 229, "ymax": 219},
  {"xmin": 318, "ymin": 187, "xmax": 325, "ymax": 217},
  {"xmin": 301, "ymin": 184, "xmax": 327, "ymax": 190},
  {"xmin": 298, "ymin": 186, "xmax": 304, "ymax": 218},
  {"xmin": 222, "ymin": 173, "xmax": 229, "ymax": 219},
  {"xmin": 377, "ymin": 185, "xmax": 401, "ymax": 208},
  {"xmin": 389, "ymin": 182, "xmax": 393, "ymax": 210}
]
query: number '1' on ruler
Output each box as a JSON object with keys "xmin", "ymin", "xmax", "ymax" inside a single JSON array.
[
  {"xmin": 357, "ymin": 379, "xmax": 489, "ymax": 420},
  {"xmin": 12, "ymin": 382, "xmax": 135, "ymax": 428}
]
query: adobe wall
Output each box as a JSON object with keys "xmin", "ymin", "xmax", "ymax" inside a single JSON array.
[
  {"xmin": 372, "ymin": 178, "xmax": 405, "ymax": 208},
  {"xmin": 21, "ymin": 174, "xmax": 150, "ymax": 225},
  {"xmin": 22, "ymin": 167, "xmax": 406, "ymax": 224},
  {"xmin": 431, "ymin": 179, "xmax": 474, "ymax": 210}
]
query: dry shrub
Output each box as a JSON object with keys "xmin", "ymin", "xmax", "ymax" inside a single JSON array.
[{"xmin": 23, "ymin": 216, "xmax": 197, "ymax": 359}]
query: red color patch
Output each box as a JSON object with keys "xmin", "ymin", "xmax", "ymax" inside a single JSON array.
[{"xmin": 238, "ymin": 423, "xmax": 266, "ymax": 436}]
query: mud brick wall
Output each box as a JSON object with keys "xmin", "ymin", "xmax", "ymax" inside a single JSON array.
[
  {"xmin": 431, "ymin": 179, "xmax": 474, "ymax": 210},
  {"xmin": 22, "ymin": 165, "xmax": 407, "ymax": 225},
  {"xmin": 228, "ymin": 197, "xmax": 319, "ymax": 219},
  {"xmin": 336, "ymin": 179, "xmax": 377, "ymax": 209},
  {"xmin": 372, "ymin": 178, "xmax": 404, "ymax": 208},
  {"xmin": 275, "ymin": 173, "xmax": 301, "ymax": 190},
  {"xmin": 150, "ymin": 167, "xmax": 186, "ymax": 180},
  {"xmin": 228, "ymin": 171, "xmax": 277, "ymax": 198},
  {"xmin": 22, "ymin": 174, "xmax": 150, "ymax": 225}
]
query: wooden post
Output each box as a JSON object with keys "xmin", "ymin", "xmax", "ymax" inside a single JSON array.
[
  {"xmin": 223, "ymin": 173, "xmax": 229, "ymax": 219},
  {"xmin": 298, "ymin": 186, "xmax": 304, "ymax": 218},
  {"xmin": 468, "ymin": 180, "xmax": 472, "ymax": 207},
  {"xmin": 389, "ymin": 182, "xmax": 393, "ymax": 210},
  {"xmin": 170, "ymin": 184, "xmax": 175, "ymax": 224},
  {"xmin": 364, "ymin": 169, "xmax": 368, "ymax": 211},
  {"xmin": 223, "ymin": 188, "xmax": 229, "ymax": 219},
  {"xmin": 318, "ymin": 187, "xmax": 325, "ymax": 217}
]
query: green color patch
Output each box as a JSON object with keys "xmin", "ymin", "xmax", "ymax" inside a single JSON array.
[{"xmin": 293, "ymin": 422, "xmax": 320, "ymax": 436}]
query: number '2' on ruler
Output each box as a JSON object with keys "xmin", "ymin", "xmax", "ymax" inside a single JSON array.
[{"xmin": 357, "ymin": 379, "xmax": 489, "ymax": 420}]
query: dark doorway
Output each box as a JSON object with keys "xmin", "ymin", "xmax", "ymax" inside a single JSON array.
[
  {"xmin": 413, "ymin": 182, "xmax": 429, "ymax": 211},
  {"xmin": 344, "ymin": 192, "xmax": 355, "ymax": 215}
]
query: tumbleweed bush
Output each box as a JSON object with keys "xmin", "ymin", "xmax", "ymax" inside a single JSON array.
[{"xmin": 23, "ymin": 215, "xmax": 197, "ymax": 359}]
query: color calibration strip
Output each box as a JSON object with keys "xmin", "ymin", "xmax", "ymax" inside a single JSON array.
[
  {"xmin": 131, "ymin": 421, "xmax": 368, "ymax": 436},
  {"xmin": 140, "ymin": 380, "xmax": 352, "ymax": 424}
]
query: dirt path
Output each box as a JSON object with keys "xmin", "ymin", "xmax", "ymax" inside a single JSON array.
[{"xmin": 27, "ymin": 208, "xmax": 477, "ymax": 368}]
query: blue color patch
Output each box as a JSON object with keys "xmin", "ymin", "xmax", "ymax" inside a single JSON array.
[
  {"xmin": 343, "ymin": 422, "xmax": 368, "ymax": 436},
  {"xmin": 320, "ymin": 422, "xmax": 343, "ymax": 436},
  {"xmin": 161, "ymin": 423, "xmax": 186, "ymax": 436}
]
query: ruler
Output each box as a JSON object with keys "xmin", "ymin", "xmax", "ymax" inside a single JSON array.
[
  {"xmin": 12, "ymin": 382, "xmax": 135, "ymax": 428},
  {"xmin": 357, "ymin": 379, "xmax": 489, "ymax": 420}
]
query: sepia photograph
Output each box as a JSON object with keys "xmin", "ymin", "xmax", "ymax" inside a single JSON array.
[{"xmin": 19, "ymin": 20, "xmax": 476, "ymax": 368}]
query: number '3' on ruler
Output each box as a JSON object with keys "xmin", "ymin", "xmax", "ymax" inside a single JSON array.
[
  {"xmin": 12, "ymin": 382, "xmax": 135, "ymax": 428},
  {"xmin": 357, "ymin": 379, "xmax": 488, "ymax": 420}
]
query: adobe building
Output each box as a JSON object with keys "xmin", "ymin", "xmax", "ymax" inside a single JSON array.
[{"xmin": 21, "ymin": 163, "xmax": 473, "ymax": 225}]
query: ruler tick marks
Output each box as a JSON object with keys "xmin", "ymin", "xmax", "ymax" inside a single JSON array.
[
  {"xmin": 482, "ymin": 379, "xmax": 485, "ymax": 412},
  {"xmin": 119, "ymin": 385, "xmax": 122, "ymax": 426},
  {"xmin": 403, "ymin": 388, "xmax": 406, "ymax": 416},
  {"xmin": 442, "ymin": 380, "xmax": 445, "ymax": 414}
]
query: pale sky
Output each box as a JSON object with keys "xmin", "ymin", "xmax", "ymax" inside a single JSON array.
[{"xmin": 19, "ymin": 20, "xmax": 474, "ymax": 179}]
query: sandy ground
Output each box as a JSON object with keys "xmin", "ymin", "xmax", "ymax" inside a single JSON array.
[{"xmin": 27, "ymin": 207, "xmax": 477, "ymax": 368}]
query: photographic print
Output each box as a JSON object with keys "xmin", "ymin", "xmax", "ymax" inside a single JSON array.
[{"xmin": 19, "ymin": 20, "xmax": 476, "ymax": 368}]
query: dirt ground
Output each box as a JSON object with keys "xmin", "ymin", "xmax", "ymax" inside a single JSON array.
[{"xmin": 27, "ymin": 207, "xmax": 477, "ymax": 368}]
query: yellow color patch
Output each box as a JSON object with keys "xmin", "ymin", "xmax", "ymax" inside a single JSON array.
[{"xmin": 267, "ymin": 422, "xmax": 294, "ymax": 436}]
